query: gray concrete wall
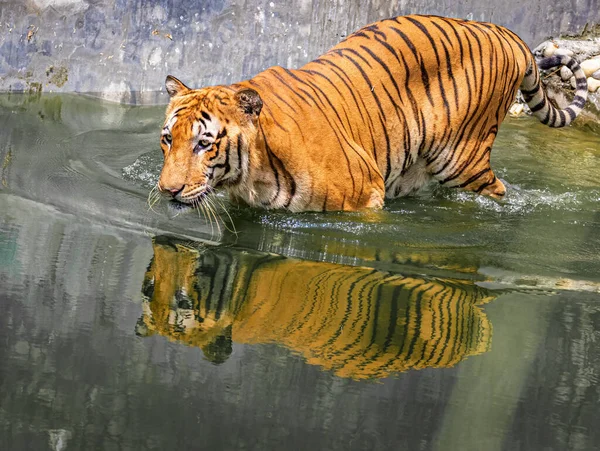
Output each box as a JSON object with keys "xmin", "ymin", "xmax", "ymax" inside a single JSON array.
[{"xmin": 1, "ymin": 0, "xmax": 599, "ymax": 103}]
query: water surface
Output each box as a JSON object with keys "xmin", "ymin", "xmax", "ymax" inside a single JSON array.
[{"xmin": 1, "ymin": 93, "xmax": 600, "ymax": 450}]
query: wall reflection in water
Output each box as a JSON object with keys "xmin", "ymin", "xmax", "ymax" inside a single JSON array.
[{"xmin": 137, "ymin": 236, "xmax": 495, "ymax": 379}]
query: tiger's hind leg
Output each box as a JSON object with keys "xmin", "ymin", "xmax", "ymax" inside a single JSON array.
[
  {"xmin": 474, "ymin": 173, "xmax": 506, "ymax": 199},
  {"xmin": 431, "ymin": 132, "xmax": 506, "ymax": 199}
]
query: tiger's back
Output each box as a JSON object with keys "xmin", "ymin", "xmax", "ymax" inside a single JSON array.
[{"xmin": 245, "ymin": 16, "xmax": 530, "ymax": 206}]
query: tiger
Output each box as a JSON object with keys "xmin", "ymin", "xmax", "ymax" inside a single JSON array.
[
  {"xmin": 136, "ymin": 236, "xmax": 495, "ymax": 379},
  {"xmin": 157, "ymin": 15, "xmax": 588, "ymax": 212}
]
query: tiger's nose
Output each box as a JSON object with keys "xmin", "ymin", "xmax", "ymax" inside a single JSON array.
[
  {"xmin": 167, "ymin": 187, "xmax": 183, "ymax": 197},
  {"xmin": 159, "ymin": 183, "xmax": 184, "ymax": 197}
]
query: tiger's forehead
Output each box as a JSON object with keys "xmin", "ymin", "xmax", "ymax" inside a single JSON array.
[
  {"xmin": 165, "ymin": 86, "xmax": 234, "ymax": 115},
  {"xmin": 164, "ymin": 87, "xmax": 233, "ymax": 134},
  {"xmin": 163, "ymin": 107, "xmax": 221, "ymax": 139}
]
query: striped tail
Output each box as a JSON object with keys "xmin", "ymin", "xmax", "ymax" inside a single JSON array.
[{"xmin": 520, "ymin": 55, "xmax": 588, "ymax": 127}]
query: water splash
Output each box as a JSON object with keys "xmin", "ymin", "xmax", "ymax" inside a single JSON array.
[
  {"xmin": 450, "ymin": 185, "xmax": 586, "ymax": 214},
  {"xmin": 122, "ymin": 150, "xmax": 597, "ymax": 237},
  {"xmin": 122, "ymin": 153, "xmax": 161, "ymax": 189}
]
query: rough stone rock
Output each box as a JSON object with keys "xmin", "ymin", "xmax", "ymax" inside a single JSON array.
[
  {"xmin": 524, "ymin": 36, "xmax": 600, "ymax": 127},
  {"xmin": 533, "ymin": 37, "xmax": 600, "ymax": 62},
  {"xmin": 588, "ymin": 77, "xmax": 600, "ymax": 93},
  {"xmin": 580, "ymin": 58, "xmax": 600, "ymax": 77},
  {"xmin": 560, "ymin": 66, "xmax": 573, "ymax": 80}
]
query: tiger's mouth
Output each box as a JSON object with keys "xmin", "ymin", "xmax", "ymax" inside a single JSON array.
[
  {"xmin": 166, "ymin": 184, "xmax": 210, "ymax": 205},
  {"xmin": 167, "ymin": 199, "xmax": 196, "ymax": 218},
  {"xmin": 166, "ymin": 184, "xmax": 217, "ymax": 217}
]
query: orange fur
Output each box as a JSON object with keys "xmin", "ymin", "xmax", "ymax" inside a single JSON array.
[{"xmin": 158, "ymin": 15, "xmax": 584, "ymax": 212}]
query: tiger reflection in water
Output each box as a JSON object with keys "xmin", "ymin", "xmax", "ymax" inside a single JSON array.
[{"xmin": 137, "ymin": 236, "xmax": 495, "ymax": 379}]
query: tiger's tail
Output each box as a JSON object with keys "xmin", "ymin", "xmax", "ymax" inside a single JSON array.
[{"xmin": 520, "ymin": 55, "xmax": 588, "ymax": 127}]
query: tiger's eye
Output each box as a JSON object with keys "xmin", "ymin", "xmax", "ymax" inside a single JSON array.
[
  {"xmin": 164, "ymin": 133, "xmax": 172, "ymax": 144},
  {"xmin": 199, "ymin": 139, "xmax": 211, "ymax": 148}
]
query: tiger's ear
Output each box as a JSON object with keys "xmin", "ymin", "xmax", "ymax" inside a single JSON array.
[
  {"xmin": 235, "ymin": 88, "xmax": 263, "ymax": 118},
  {"xmin": 165, "ymin": 75, "xmax": 190, "ymax": 98},
  {"xmin": 201, "ymin": 325, "xmax": 233, "ymax": 365}
]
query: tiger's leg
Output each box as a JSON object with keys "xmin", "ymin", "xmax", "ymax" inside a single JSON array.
[{"xmin": 431, "ymin": 132, "xmax": 506, "ymax": 199}]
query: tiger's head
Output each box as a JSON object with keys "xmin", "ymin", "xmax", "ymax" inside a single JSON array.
[
  {"xmin": 157, "ymin": 76, "xmax": 263, "ymax": 207},
  {"xmin": 136, "ymin": 236, "xmax": 235, "ymax": 364}
]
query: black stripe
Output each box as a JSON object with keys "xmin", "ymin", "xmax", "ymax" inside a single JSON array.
[
  {"xmin": 475, "ymin": 174, "xmax": 496, "ymax": 194},
  {"xmin": 236, "ymin": 134, "xmax": 243, "ymax": 172},
  {"xmin": 538, "ymin": 56, "xmax": 561, "ymax": 70},
  {"xmin": 286, "ymin": 66, "xmax": 369, "ymax": 194},
  {"xmin": 358, "ymin": 44, "xmax": 404, "ymax": 179},
  {"xmin": 283, "ymin": 67, "xmax": 364, "ymax": 191},
  {"xmin": 565, "ymin": 107, "xmax": 577, "ymax": 121},
  {"xmin": 316, "ymin": 58, "xmax": 377, "ymax": 136},
  {"xmin": 213, "ymin": 262, "xmax": 233, "ymax": 320},
  {"xmin": 223, "ymin": 139, "xmax": 231, "ymax": 174},
  {"xmin": 404, "ymin": 16, "xmax": 441, "ymax": 66},
  {"xmin": 421, "ymin": 286, "xmax": 443, "ymax": 363},
  {"xmin": 298, "ymin": 71, "xmax": 352, "ymax": 135},
  {"xmin": 322, "ymin": 270, "xmax": 379, "ymax": 349},
  {"xmin": 327, "ymin": 50, "xmax": 391, "ymax": 180},
  {"xmin": 431, "ymin": 20, "xmax": 454, "ymax": 49},
  {"xmin": 371, "ymin": 33, "xmax": 423, "ymax": 149},
  {"xmin": 540, "ymin": 107, "xmax": 551, "ymax": 125},
  {"xmin": 520, "ymin": 85, "xmax": 540, "ymax": 96},
  {"xmin": 530, "ymin": 97, "xmax": 547, "ymax": 113},
  {"xmin": 352, "ymin": 31, "xmax": 370, "ymax": 39},
  {"xmin": 314, "ymin": 59, "xmax": 376, "ymax": 152},
  {"xmin": 438, "ymin": 35, "xmax": 460, "ymax": 112},
  {"xmin": 364, "ymin": 23, "xmax": 387, "ymax": 40},
  {"xmin": 381, "ymin": 82, "xmax": 411, "ymax": 177},
  {"xmin": 336, "ymin": 276, "xmax": 383, "ymax": 360},
  {"xmin": 448, "ymin": 287, "xmax": 466, "ymax": 362},
  {"xmin": 394, "ymin": 17, "xmax": 452, "ymax": 160},
  {"xmin": 389, "ymin": 23, "xmax": 435, "ymax": 107},
  {"xmin": 443, "ymin": 26, "xmax": 486, "ymax": 165},
  {"xmin": 456, "ymin": 167, "xmax": 491, "ymax": 189},
  {"xmin": 576, "ymin": 79, "xmax": 588, "ymax": 90},
  {"xmin": 440, "ymin": 17, "xmax": 464, "ymax": 64},
  {"xmin": 432, "ymin": 287, "xmax": 451, "ymax": 366},
  {"xmin": 259, "ymin": 103, "xmax": 289, "ymax": 133},
  {"xmin": 430, "ymin": 30, "xmax": 483, "ymax": 175},
  {"xmin": 269, "ymin": 150, "xmax": 297, "ymax": 209},
  {"xmin": 269, "ymin": 90, "xmax": 298, "ymax": 114},
  {"xmin": 497, "ymin": 26, "xmax": 530, "ymax": 61},
  {"xmin": 269, "ymin": 70, "xmax": 313, "ymax": 107},
  {"xmin": 548, "ymin": 103, "xmax": 556, "ymax": 126},
  {"xmin": 403, "ymin": 285, "xmax": 425, "ymax": 361},
  {"xmin": 259, "ymin": 124, "xmax": 280, "ymax": 205},
  {"xmin": 279, "ymin": 268, "xmax": 336, "ymax": 334},
  {"xmin": 170, "ymin": 106, "xmax": 187, "ymax": 117}
]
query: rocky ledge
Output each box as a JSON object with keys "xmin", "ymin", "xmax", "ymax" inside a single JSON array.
[{"xmin": 509, "ymin": 34, "xmax": 600, "ymax": 129}]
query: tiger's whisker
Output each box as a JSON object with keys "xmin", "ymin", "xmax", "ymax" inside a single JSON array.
[
  {"xmin": 196, "ymin": 198, "xmax": 210, "ymax": 232},
  {"xmin": 208, "ymin": 192, "xmax": 237, "ymax": 236},
  {"xmin": 147, "ymin": 185, "xmax": 162, "ymax": 213},
  {"xmin": 193, "ymin": 198, "xmax": 203, "ymax": 220},
  {"xmin": 203, "ymin": 195, "xmax": 222, "ymax": 238},
  {"xmin": 199, "ymin": 197, "xmax": 215, "ymax": 237}
]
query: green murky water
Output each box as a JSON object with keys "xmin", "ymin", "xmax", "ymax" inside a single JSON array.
[{"xmin": 1, "ymin": 93, "xmax": 600, "ymax": 450}]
